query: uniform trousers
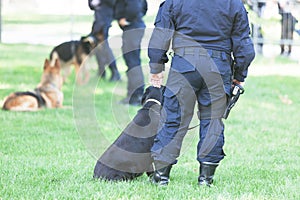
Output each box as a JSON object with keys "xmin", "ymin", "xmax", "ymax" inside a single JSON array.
[{"xmin": 151, "ymin": 47, "xmax": 232, "ymax": 164}]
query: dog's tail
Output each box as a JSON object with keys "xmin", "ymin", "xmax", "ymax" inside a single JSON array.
[
  {"xmin": 2, "ymin": 93, "xmax": 20, "ymax": 111},
  {"xmin": 2, "ymin": 97, "xmax": 10, "ymax": 110},
  {"xmin": 50, "ymin": 51, "xmax": 59, "ymax": 67}
]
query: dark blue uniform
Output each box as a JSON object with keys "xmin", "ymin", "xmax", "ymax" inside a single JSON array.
[
  {"xmin": 89, "ymin": 0, "xmax": 120, "ymax": 81},
  {"xmin": 148, "ymin": 0, "xmax": 255, "ymax": 185},
  {"xmin": 89, "ymin": 0, "xmax": 116, "ymax": 37},
  {"xmin": 115, "ymin": 0, "xmax": 147, "ymax": 104}
]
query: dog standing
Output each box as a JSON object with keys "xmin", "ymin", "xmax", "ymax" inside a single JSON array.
[
  {"xmin": 2, "ymin": 59, "xmax": 64, "ymax": 111},
  {"xmin": 50, "ymin": 36, "xmax": 97, "ymax": 84},
  {"xmin": 93, "ymin": 86, "xmax": 165, "ymax": 181}
]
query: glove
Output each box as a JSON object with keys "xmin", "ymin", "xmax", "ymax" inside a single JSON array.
[{"xmin": 150, "ymin": 72, "xmax": 164, "ymax": 88}]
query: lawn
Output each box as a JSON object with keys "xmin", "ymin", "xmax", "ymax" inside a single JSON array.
[
  {"xmin": 1, "ymin": 3, "xmax": 299, "ymax": 199},
  {"xmin": 0, "ymin": 40, "xmax": 300, "ymax": 200}
]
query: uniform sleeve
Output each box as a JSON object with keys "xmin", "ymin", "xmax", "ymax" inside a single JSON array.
[
  {"xmin": 231, "ymin": 4, "xmax": 256, "ymax": 82},
  {"xmin": 148, "ymin": 1, "xmax": 175, "ymax": 74},
  {"xmin": 88, "ymin": 0, "xmax": 93, "ymax": 10}
]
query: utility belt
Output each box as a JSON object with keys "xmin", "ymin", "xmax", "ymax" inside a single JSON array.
[{"xmin": 173, "ymin": 47, "xmax": 231, "ymax": 61}]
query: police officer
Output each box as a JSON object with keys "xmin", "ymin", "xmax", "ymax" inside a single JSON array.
[
  {"xmin": 148, "ymin": 0, "xmax": 255, "ymax": 186},
  {"xmin": 115, "ymin": 0, "xmax": 147, "ymax": 105},
  {"xmin": 88, "ymin": 0, "xmax": 121, "ymax": 81}
]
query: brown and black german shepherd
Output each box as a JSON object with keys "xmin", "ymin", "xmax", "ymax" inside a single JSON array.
[
  {"xmin": 50, "ymin": 36, "xmax": 99, "ymax": 84},
  {"xmin": 2, "ymin": 59, "xmax": 64, "ymax": 111}
]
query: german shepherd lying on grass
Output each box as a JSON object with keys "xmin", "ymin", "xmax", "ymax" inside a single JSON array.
[
  {"xmin": 50, "ymin": 36, "xmax": 98, "ymax": 84},
  {"xmin": 93, "ymin": 86, "xmax": 165, "ymax": 181},
  {"xmin": 2, "ymin": 59, "xmax": 64, "ymax": 111}
]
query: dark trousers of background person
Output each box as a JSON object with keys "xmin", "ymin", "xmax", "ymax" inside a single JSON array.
[
  {"xmin": 249, "ymin": 2, "xmax": 265, "ymax": 54},
  {"xmin": 280, "ymin": 13, "xmax": 296, "ymax": 55},
  {"xmin": 251, "ymin": 23, "xmax": 264, "ymax": 54},
  {"xmin": 119, "ymin": 19, "xmax": 145, "ymax": 104},
  {"xmin": 92, "ymin": 5, "xmax": 120, "ymax": 81}
]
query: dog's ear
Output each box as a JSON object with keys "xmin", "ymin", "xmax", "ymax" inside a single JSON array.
[
  {"xmin": 159, "ymin": 85, "xmax": 166, "ymax": 105},
  {"xmin": 80, "ymin": 36, "xmax": 86, "ymax": 41},
  {"xmin": 141, "ymin": 86, "xmax": 151, "ymax": 105},
  {"xmin": 81, "ymin": 36, "xmax": 95, "ymax": 44},
  {"xmin": 54, "ymin": 58, "xmax": 61, "ymax": 70},
  {"xmin": 141, "ymin": 86, "xmax": 164, "ymax": 105},
  {"xmin": 44, "ymin": 59, "xmax": 50, "ymax": 69}
]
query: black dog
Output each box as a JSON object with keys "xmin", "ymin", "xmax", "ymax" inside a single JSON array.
[
  {"xmin": 93, "ymin": 86, "xmax": 165, "ymax": 181},
  {"xmin": 50, "ymin": 36, "xmax": 97, "ymax": 84}
]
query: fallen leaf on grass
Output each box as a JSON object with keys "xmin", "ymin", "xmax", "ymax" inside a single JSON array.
[{"xmin": 279, "ymin": 95, "xmax": 293, "ymax": 105}]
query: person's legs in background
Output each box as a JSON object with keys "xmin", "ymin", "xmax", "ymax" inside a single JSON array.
[
  {"xmin": 95, "ymin": 34, "xmax": 121, "ymax": 81},
  {"xmin": 91, "ymin": 5, "xmax": 121, "ymax": 81},
  {"xmin": 119, "ymin": 22, "xmax": 145, "ymax": 105}
]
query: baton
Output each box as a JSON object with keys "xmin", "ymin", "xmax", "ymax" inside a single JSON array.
[{"xmin": 223, "ymin": 84, "xmax": 245, "ymax": 119}]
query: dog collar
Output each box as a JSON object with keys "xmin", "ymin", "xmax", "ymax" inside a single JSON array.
[{"xmin": 145, "ymin": 98, "xmax": 161, "ymax": 106}]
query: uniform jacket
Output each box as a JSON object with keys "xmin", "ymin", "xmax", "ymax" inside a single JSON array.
[
  {"xmin": 148, "ymin": 0, "xmax": 255, "ymax": 82},
  {"xmin": 114, "ymin": 0, "xmax": 148, "ymax": 22}
]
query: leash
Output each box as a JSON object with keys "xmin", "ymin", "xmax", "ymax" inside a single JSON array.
[{"xmin": 188, "ymin": 123, "xmax": 200, "ymax": 131}]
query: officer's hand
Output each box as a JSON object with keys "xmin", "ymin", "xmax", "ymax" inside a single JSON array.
[
  {"xmin": 150, "ymin": 73, "xmax": 164, "ymax": 88},
  {"xmin": 232, "ymin": 79, "xmax": 245, "ymax": 91},
  {"xmin": 232, "ymin": 79, "xmax": 242, "ymax": 86},
  {"xmin": 119, "ymin": 18, "xmax": 130, "ymax": 27}
]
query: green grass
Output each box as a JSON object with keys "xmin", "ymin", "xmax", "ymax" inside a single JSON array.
[
  {"xmin": 253, "ymin": 54, "xmax": 299, "ymax": 65},
  {"xmin": 1, "ymin": 41, "xmax": 300, "ymax": 200}
]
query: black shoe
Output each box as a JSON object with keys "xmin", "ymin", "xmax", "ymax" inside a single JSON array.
[
  {"xmin": 151, "ymin": 162, "xmax": 172, "ymax": 186},
  {"xmin": 108, "ymin": 63, "xmax": 121, "ymax": 82},
  {"xmin": 198, "ymin": 162, "xmax": 218, "ymax": 187},
  {"xmin": 109, "ymin": 71, "xmax": 121, "ymax": 82}
]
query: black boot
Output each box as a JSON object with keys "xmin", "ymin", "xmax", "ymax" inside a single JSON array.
[
  {"xmin": 198, "ymin": 162, "xmax": 218, "ymax": 187},
  {"xmin": 151, "ymin": 161, "xmax": 172, "ymax": 186},
  {"xmin": 280, "ymin": 45, "xmax": 285, "ymax": 55},
  {"xmin": 108, "ymin": 62, "xmax": 121, "ymax": 82},
  {"xmin": 288, "ymin": 45, "xmax": 292, "ymax": 56}
]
